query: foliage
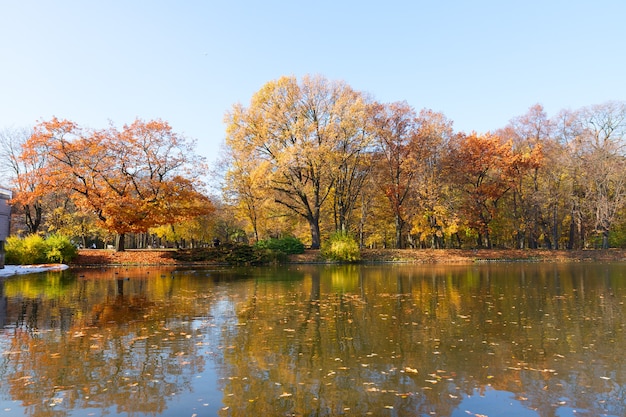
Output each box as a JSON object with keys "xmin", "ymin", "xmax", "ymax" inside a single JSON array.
[
  {"xmin": 224, "ymin": 75, "xmax": 372, "ymax": 249},
  {"xmin": 254, "ymin": 236, "xmax": 305, "ymax": 254},
  {"xmin": 6, "ymin": 76, "xmax": 626, "ymax": 251},
  {"xmin": 5, "ymin": 234, "xmax": 77, "ymax": 265},
  {"xmin": 17, "ymin": 118, "xmax": 213, "ymax": 251},
  {"xmin": 369, "ymin": 101, "xmax": 420, "ymax": 248},
  {"xmin": 321, "ymin": 232, "xmax": 361, "ymax": 262},
  {"xmin": 444, "ymin": 132, "xmax": 516, "ymax": 248},
  {"xmin": 5, "ymin": 235, "xmax": 47, "ymax": 264},
  {"xmin": 44, "ymin": 234, "xmax": 79, "ymax": 263},
  {"xmin": 0, "ymin": 127, "xmax": 45, "ymax": 234}
]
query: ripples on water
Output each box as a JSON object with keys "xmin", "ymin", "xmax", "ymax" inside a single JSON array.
[{"xmin": 0, "ymin": 263, "xmax": 624, "ymax": 416}]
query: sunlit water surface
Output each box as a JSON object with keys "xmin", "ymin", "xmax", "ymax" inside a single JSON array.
[{"xmin": 0, "ymin": 263, "xmax": 625, "ymax": 416}]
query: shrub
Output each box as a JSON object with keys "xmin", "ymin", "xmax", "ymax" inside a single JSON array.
[
  {"xmin": 5, "ymin": 235, "xmax": 48, "ymax": 265},
  {"xmin": 5, "ymin": 234, "xmax": 78, "ymax": 265},
  {"xmin": 321, "ymin": 232, "xmax": 361, "ymax": 262},
  {"xmin": 254, "ymin": 236, "xmax": 305, "ymax": 254},
  {"xmin": 44, "ymin": 234, "xmax": 78, "ymax": 263}
]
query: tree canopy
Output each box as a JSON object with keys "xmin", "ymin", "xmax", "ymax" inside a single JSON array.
[
  {"xmin": 5, "ymin": 75, "xmax": 626, "ymax": 251},
  {"xmin": 225, "ymin": 75, "xmax": 372, "ymax": 249},
  {"xmin": 223, "ymin": 75, "xmax": 626, "ymax": 250},
  {"xmin": 15, "ymin": 118, "xmax": 213, "ymax": 250}
]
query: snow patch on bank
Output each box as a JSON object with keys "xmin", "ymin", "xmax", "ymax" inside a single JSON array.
[{"xmin": 0, "ymin": 264, "xmax": 69, "ymax": 277}]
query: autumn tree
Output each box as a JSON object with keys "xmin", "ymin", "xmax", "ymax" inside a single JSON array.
[
  {"xmin": 498, "ymin": 104, "xmax": 548, "ymax": 248},
  {"xmin": 445, "ymin": 132, "xmax": 515, "ymax": 248},
  {"xmin": 0, "ymin": 127, "xmax": 47, "ymax": 234},
  {"xmin": 329, "ymin": 93, "xmax": 375, "ymax": 234},
  {"xmin": 224, "ymin": 75, "xmax": 371, "ymax": 249},
  {"xmin": 20, "ymin": 118, "xmax": 212, "ymax": 251},
  {"xmin": 369, "ymin": 101, "xmax": 421, "ymax": 248},
  {"xmin": 221, "ymin": 151, "xmax": 271, "ymax": 243},
  {"xmin": 407, "ymin": 109, "xmax": 454, "ymax": 248},
  {"xmin": 571, "ymin": 101, "xmax": 626, "ymax": 248},
  {"xmin": 543, "ymin": 108, "xmax": 582, "ymax": 248}
]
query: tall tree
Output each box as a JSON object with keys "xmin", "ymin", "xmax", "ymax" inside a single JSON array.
[
  {"xmin": 224, "ymin": 75, "xmax": 370, "ymax": 249},
  {"xmin": 222, "ymin": 155, "xmax": 270, "ymax": 243},
  {"xmin": 20, "ymin": 118, "xmax": 212, "ymax": 250},
  {"xmin": 445, "ymin": 132, "xmax": 515, "ymax": 248},
  {"xmin": 408, "ymin": 109, "xmax": 454, "ymax": 248},
  {"xmin": 552, "ymin": 108, "xmax": 587, "ymax": 248},
  {"xmin": 330, "ymin": 92, "xmax": 375, "ymax": 234},
  {"xmin": 369, "ymin": 101, "xmax": 421, "ymax": 248},
  {"xmin": 573, "ymin": 101, "xmax": 626, "ymax": 248},
  {"xmin": 0, "ymin": 127, "xmax": 47, "ymax": 234},
  {"xmin": 498, "ymin": 104, "xmax": 548, "ymax": 248}
]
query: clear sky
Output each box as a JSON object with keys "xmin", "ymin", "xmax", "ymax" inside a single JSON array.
[{"xmin": 1, "ymin": 0, "xmax": 625, "ymax": 169}]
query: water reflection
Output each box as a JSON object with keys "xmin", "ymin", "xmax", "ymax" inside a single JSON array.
[{"xmin": 0, "ymin": 263, "xmax": 624, "ymax": 416}]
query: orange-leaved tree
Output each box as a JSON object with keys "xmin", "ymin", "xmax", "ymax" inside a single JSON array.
[
  {"xmin": 20, "ymin": 118, "xmax": 212, "ymax": 251},
  {"xmin": 445, "ymin": 132, "xmax": 515, "ymax": 248}
]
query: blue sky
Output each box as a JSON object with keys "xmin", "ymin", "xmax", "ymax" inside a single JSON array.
[{"xmin": 1, "ymin": 1, "xmax": 625, "ymax": 169}]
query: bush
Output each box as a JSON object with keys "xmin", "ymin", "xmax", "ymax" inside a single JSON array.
[
  {"xmin": 254, "ymin": 236, "xmax": 305, "ymax": 254},
  {"xmin": 45, "ymin": 234, "xmax": 78, "ymax": 263},
  {"xmin": 321, "ymin": 232, "xmax": 361, "ymax": 262},
  {"xmin": 5, "ymin": 234, "xmax": 78, "ymax": 265},
  {"xmin": 5, "ymin": 235, "xmax": 48, "ymax": 265}
]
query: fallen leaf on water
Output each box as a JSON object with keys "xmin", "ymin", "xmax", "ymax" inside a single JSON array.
[{"xmin": 278, "ymin": 392, "xmax": 293, "ymax": 398}]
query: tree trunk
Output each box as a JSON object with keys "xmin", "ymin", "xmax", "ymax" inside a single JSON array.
[
  {"xmin": 25, "ymin": 203, "xmax": 42, "ymax": 234},
  {"xmin": 116, "ymin": 234, "xmax": 126, "ymax": 252},
  {"xmin": 552, "ymin": 204, "xmax": 559, "ymax": 250},
  {"xmin": 308, "ymin": 218, "xmax": 321, "ymax": 249},
  {"xmin": 395, "ymin": 216, "xmax": 404, "ymax": 249}
]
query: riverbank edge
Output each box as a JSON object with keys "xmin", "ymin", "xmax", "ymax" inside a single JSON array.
[{"xmin": 66, "ymin": 248, "xmax": 626, "ymax": 267}]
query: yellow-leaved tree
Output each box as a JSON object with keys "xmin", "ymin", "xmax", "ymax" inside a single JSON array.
[{"xmin": 224, "ymin": 75, "xmax": 372, "ymax": 249}]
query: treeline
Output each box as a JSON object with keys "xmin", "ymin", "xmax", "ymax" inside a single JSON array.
[
  {"xmin": 1, "ymin": 74, "xmax": 625, "ymax": 251},
  {"xmin": 223, "ymin": 75, "xmax": 626, "ymax": 250}
]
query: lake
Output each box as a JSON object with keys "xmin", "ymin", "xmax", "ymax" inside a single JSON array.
[{"xmin": 0, "ymin": 263, "xmax": 625, "ymax": 416}]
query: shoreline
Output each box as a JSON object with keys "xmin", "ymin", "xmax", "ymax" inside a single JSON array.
[
  {"xmin": 67, "ymin": 248, "xmax": 626, "ymax": 267},
  {"xmin": 2, "ymin": 248, "xmax": 624, "ymax": 276}
]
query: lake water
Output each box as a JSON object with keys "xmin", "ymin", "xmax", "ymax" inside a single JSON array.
[{"xmin": 0, "ymin": 263, "xmax": 625, "ymax": 417}]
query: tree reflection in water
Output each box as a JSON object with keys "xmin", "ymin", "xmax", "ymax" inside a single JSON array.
[{"xmin": 0, "ymin": 263, "xmax": 624, "ymax": 417}]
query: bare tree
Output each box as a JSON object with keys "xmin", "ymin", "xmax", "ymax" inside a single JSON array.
[
  {"xmin": 572, "ymin": 101, "xmax": 626, "ymax": 248},
  {"xmin": 0, "ymin": 126, "xmax": 45, "ymax": 234}
]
